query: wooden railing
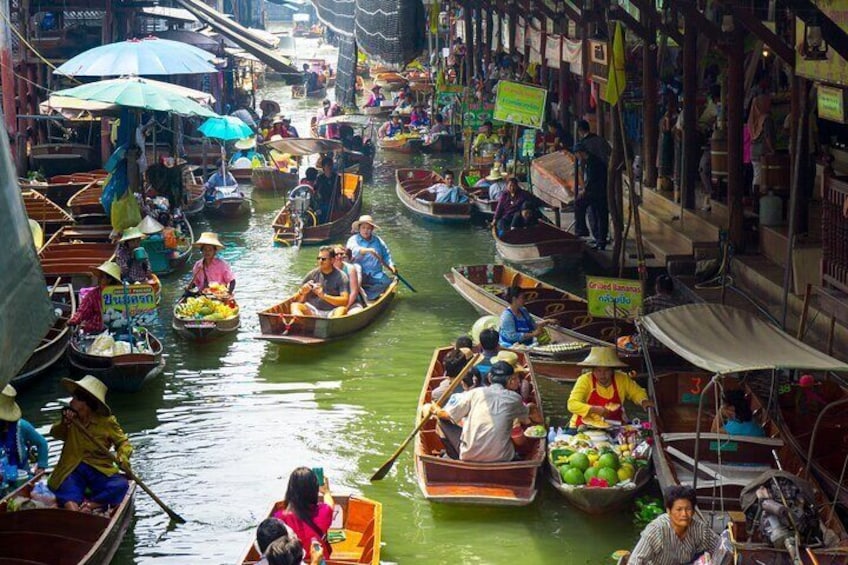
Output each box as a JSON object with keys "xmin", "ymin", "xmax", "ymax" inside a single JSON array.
[{"xmin": 822, "ymin": 173, "xmax": 848, "ymax": 294}]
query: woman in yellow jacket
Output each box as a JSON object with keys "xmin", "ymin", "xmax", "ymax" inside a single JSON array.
[{"xmin": 567, "ymin": 347, "xmax": 654, "ymax": 431}]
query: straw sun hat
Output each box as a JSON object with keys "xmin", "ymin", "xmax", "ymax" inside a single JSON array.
[
  {"xmin": 194, "ymin": 232, "xmax": 224, "ymax": 249},
  {"xmin": 0, "ymin": 385, "xmax": 22, "ymax": 422},
  {"xmin": 61, "ymin": 375, "xmax": 111, "ymax": 416},
  {"xmin": 234, "ymin": 137, "xmax": 256, "ymax": 150},
  {"xmin": 119, "ymin": 226, "xmax": 145, "ymax": 242},
  {"xmin": 577, "ymin": 346, "xmax": 628, "ymax": 368},
  {"xmin": 137, "ymin": 215, "xmax": 165, "ymax": 235},
  {"xmin": 352, "ymin": 215, "xmax": 380, "ymax": 231},
  {"xmin": 485, "ymin": 169, "xmax": 504, "ymax": 181},
  {"xmin": 493, "ymin": 350, "xmax": 526, "ymax": 373},
  {"xmin": 95, "ymin": 261, "xmax": 122, "ymax": 283}
]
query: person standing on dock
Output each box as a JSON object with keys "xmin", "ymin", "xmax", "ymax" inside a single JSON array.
[
  {"xmin": 346, "ymin": 215, "xmax": 396, "ymax": 300},
  {"xmin": 573, "ymin": 142, "xmax": 609, "ymax": 250}
]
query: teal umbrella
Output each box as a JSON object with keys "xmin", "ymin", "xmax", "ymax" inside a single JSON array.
[
  {"xmin": 197, "ymin": 116, "xmax": 254, "ymax": 141},
  {"xmin": 51, "ymin": 77, "xmax": 218, "ymax": 118}
]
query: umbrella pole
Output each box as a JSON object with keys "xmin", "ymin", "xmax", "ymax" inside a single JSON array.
[{"xmin": 152, "ymin": 116, "xmax": 157, "ymax": 164}]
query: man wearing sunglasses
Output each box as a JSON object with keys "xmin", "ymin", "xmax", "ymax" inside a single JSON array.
[{"xmin": 290, "ymin": 246, "xmax": 350, "ymax": 318}]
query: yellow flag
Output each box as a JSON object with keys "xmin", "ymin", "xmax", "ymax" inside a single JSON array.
[{"xmin": 602, "ymin": 22, "xmax": 626, "ymax": 106}]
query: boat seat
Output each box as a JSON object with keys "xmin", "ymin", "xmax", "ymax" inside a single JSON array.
[
  {"xmin": 0, "ymin": 507, "xmax": 107, "ymax": 542},
  {"xmin": 0, "ymin": 531, "xmax": 92, "ymax": 563}
]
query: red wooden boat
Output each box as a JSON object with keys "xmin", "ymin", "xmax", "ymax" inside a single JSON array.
[
  {"xmin": 13, "ymin": 283, "xmax": 76, "ymax": 388},
  {"xmin": 67, "ymin": 180, "xmax": 107, "ymax": 224},
  {"xmin": 21, "ymin": 189, "xmax": 75, "ymax": 236}
]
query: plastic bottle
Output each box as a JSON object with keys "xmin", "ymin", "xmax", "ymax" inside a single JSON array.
[
  {"xmin": 547, "ymin": 426, "xmax": 556, "ymax": 443},
  {"xmin": 556, "ymin": 426, "xmax": 564, "ymax": 438}
]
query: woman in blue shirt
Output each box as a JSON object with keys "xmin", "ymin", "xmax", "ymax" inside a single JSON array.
[
  {"xmin": 0, "ymin": 385, "xmax": 49, "ymax": 471},
  {"xmin": 711, "ymin": 389, "xmax": 765, "ymax": 437},
  {"xmin": 498, "ymin": 287, "xmax": 551, "ymax": 348}
]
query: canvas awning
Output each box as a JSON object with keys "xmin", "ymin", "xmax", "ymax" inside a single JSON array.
[
  {"xmin": 320, "ymin": 114, "xmax": 373, "ymax": 127},
  {"xmin": 640, "ymin": 304, "xmax": 848, "ymax": 374},
  {"xmin": 263, "ymin": 137, "xmax": 343, "ymax": 156}
]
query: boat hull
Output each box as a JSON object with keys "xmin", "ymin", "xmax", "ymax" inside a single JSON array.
[
  {"xmin": 378, "ymin": 137, "xmax": 423, "ymax": 154},
  {"xmin": 13, "ymin": 285, "xmax": 76, "ymax": 388},
  {"xmin": 492, "ymin": 223, "xmax": 583, "ymax": 275},
  {"xmin": 251, "ymin": 167, "xmax": 298, "ymax": 191},
  {"xmin": 206, "ymin": 196, "xmax": 248, "ymax": 218},
  {"xmin": 395, "ymin": 168, "xmax": 471, "ymax": 223},
  {"xmin": 172, "ymin": 298, "xmax": 240, "ymax": 341},
  {"xmin": 68, "ymin": 334, "xmax": 165, "ymax": 393},
  {"xmin": 547, "ymin": 459, "xmax": 651, "ymax": 514}
]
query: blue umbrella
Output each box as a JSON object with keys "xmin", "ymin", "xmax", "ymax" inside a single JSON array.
[
  {"xmin": 54, "ymin": 37, "xmax": 217, "ymax": 77},
  {"xmin": 198, "ymin": 116, "xmax": 254, "ymax": 141}
]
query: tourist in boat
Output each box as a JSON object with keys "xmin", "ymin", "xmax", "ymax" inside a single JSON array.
[
  {"xmin": 290, "ymin": 246, "xmax": 350, "ymax": 318},
  {"xmin": 431, "ymin": 347, "xmax": 477, "ymax": 403},
  {"xmin": 203, "ymin": 160, "xmax": 237, "ymax": 202},
  {"xmin": 346, "ymin": 214, "xmax": 396, "ymax": 300},
  {"xmin": 422, "ymin": 170, "xmax": 469, "ymax": 204},
  {"xmin": 475, "ymin": 169, "xmax": 507, "ymax": 201},
  {"xmin": 429, "ymin": 113, "xmax": 448, "ymax": 135},
  {"xmin": 573, "ymin": 141, "xmax": 609, "ymax": 250},
  {"xmin": 187, "ymin": 232, "xmax": 236, "ymax": 295},
  {"xmin": 493, "ymin": 177, "xmax": 533, "ymax": 234},
  {"xmin": 472, "ymin": 121, "xmax": 502, "ymax": 155},
  {"xmin": 711, "ymin": 389, "xmax": 766, "ymax": 437},
  {"xmin": 316, "ymin": 99, "xmax": 341, "ymax": 139},
  {"xmin": 49, "ymin": 375, "xmax": 132, "ymax": 512},
  {"xmin": 566, "ymin": 347, "xmax": 654, "ymax": 431},
  {"xmin": 68, "ymin": 261, "xmax": 122, "ymax": 334},
  {"xmin": 254, "ymin": 518, "xmax": 324, "ymax": 565},
  {"xmin": 253, "ymin": 518, "xmax": 292, "ymax": 565},
  {"xmin": 0, "ymin": 384, "xmax": 49, "ymax": 472},
  {"xmin": 510, "ymin": 201, "xmax": 539, "ymax": 230},
  {"xmin": 114, "ymin": 227, "xmax": 154, "ymax": 284},
  {"xmin": 269, "ymin": 117, "xmax": 290, "ymax": 139},
  {"xmin": 332, "ymin": 244, "xmax": 364, "ymax": 313},
  {"xmin": 313, "ymin": 156, "xmax": 340, "ymax": 223},
  {"xmin": 283, "ymin": 117, "xmax": 299, "ymax": 138},
  {"xmin": 364, "ymin": 85, "xmax": 385, "ymax": 108},
  {"xmin": 498, "ymin": 286, "xmax": 551, "ymax": 348},
  {"xmin": 378, "ymin": 113, "xmax": 406, "ymax": 139},
  {"xmin": 427, "ymin": 361, "xmax": 542, "ymax": 462},
  {"xmin": 273, "ymin": 467, "xmax": 334, "ymax": 561},
  {"xmin": 474, "ymin": 328, "xmax": 501, "ymax": 379},
  {"xmin": 300, "ymin": 167, "xmax": 319, "ymax": 188},
  {"xmin": 626, "ymin": 485, "xmax": 720, "ymax": 565},
  {"xmin": 409, "ymin": 104, "xmax": 430, "ymax": 128}
]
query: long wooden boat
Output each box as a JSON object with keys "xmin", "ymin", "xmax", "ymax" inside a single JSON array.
[
  {"xmin": 529, "ymin": 150, "xmax": 577, "ymax": 209},
  {"xmin": 13, "ymin": 284, "xmax": 76, "ymax": 388},
  {"xmin": 184, "ymin": 182, "xmax": 206, "ymax": 216},
  {"xmin": 67, "ymin": 180, "xmax": 107, "ymax": 224},
  {"xmin": 172, "ymin": 297, "xmax": 240, "ymax": 341},
  {"xmin": 141, "ymin": 216, "xmax": 195, "ymax": 276},
  {"xmin": 458, "ymin": 167, "xmax": 498, "ymax": 218},
  {"xmin": 20, "ymin": 171, "xmax": 107, "ymax": 206},
  {"xmin": 68, "ymin": 331, "xmax": 165, "ymax": 392},
  {"xmin": 29, "ymin": 143, "xmax": 97, "ymax": 177},
  {"xmin": 0, "ymin": 472, "xmax": 135, "ymax": 565},
  {"xmin": 205, "ymin": 185, "xmax": 249, "ymax": 218},
  {"xmin": 492, "ymin": 222, "xmax": 583, "ymax": 275},
  {"xmin": 38, "ymin": 225, "xmax": 116, "ymax": 286},
  {"xmin": 445, "ymin": 264, "xmax": 636, "ymax": 348},
  {"xmin": 548, "ymin": 455, "xmax": 652, "ymax": 514},
  {"xmin": 378, "ymin": 136, "xmax": 423, "ymax": 154},
  {"xmin": 395, "ymin": 168, "xmax": 471, "ymax": 223},
  {"xmin": 421, "ymin": 133, "xmax": 454, "ymax": 154},
  {"xmin": 22, "ymin": 189, "xmax": 75, "ymax": 236},
  {"xmin": 414, "ymin": 347, "xmax": 545, "ymax": 505},
  {"xmin": 373, "ymin": 72, "xmax": 408, "ymax": 91},
  {"xmin": 292, "ymin": 84, "xmax": 327, "ymax": 99},
  {"xmin": 251, "ymin": 166, "xmax": 299, "ymax": 191},
  {"xmin": 272, "ymin": 172, "xmax": 363, "ymax": 246},
  {"xmin": 256, "ymin": 279, "xmax": 398, "ymax": 345},
  {"xmin": 238, "ymin": 494, "xmax": 381, "ymax": 565},
  {"xmin": 363, "ymin": 105, "xmax": 395, "ymax": 119}
]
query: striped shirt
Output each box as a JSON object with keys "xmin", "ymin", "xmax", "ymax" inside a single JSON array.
[{"xmin": 628, "ymin": 514, "xmax": 719, "ymax": 565}]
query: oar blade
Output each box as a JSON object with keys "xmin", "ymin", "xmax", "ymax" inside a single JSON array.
[{"xmin": 369, "ymin": 458, "xmax": 395, "ymax": 482}]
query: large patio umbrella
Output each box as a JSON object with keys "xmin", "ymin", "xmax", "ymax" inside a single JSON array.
[
  {"xmin": 54, "ymin": 37, "xmax": 218, "ymax": 77},
  {"xmin": 51, "ymin": 77, "xmax": 218, "ymax": 118}
]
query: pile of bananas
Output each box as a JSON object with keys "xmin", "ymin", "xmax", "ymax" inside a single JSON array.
[
  {"xmin": 176, "ymin": 296, "xmax": 239, "ymax": 321},
  {"xmin": 393, "ymin": 133, "xmax": 421, "ymax": 140},
  {"xmin": 533, "ymin": 342, "xmax": 590, "ymax": 354}
]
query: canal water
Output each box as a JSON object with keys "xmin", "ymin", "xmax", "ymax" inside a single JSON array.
[{"xmin": 17, "ymin": 66, "xmax": 647, "ymax": 564}]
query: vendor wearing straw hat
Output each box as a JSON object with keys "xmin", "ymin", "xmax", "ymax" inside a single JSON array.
[
  {"xmin": 378, "ymin": 112, "xmax": 406, "ymax": 139},
  {"xmin": 566, "ymin": 346, "xmax": 653, "ymax": 431},
  {"xmin": 365, "ymin": 84, "xmax": 385, "ymax": 108},
  {"xmin": 187, "ymin": 232, "xmax": 235, "ymax": 295},
  {"xmin": 230, "ymin": 136, "xmax": 258, "ymax": 166},
  {"xmin": 0, "ymin": 384, "xmax": 48, "ymax": 472},
  {"xmin": 68, "ymin": 261, "xmax": 122, "ymax": 334},
  {"xmin": 49, "ymin": 375, "xmax": 132, "ymax": 512},
  {"xmin": 115, "ymin": 226, "xmax": 154, "ymax": 284},
  {"xmin": 346, "ymin": 215, "xmax": 395, "ymax": 300}
]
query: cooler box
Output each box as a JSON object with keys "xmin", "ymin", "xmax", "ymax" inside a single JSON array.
[{"xmin": 141, "ymin": 236, "xmax": 170, "ymax": 274}]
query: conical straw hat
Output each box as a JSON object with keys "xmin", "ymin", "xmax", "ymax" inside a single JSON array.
[
  {"xmin": 119, "ymin": 226, "xmax": 145, "ymax": 242},
  {"xmin": 193, "ymin": 232, "xmax": 224, "ymax": 249},
  {"xmin": 0, "ymin": 385, "xmax": 22, "ymax": 422},
  {"xmin": 95, "ymin": 261, "xmax": 122, "ymax": 283},
  {"xmin": 577, "ymin": 346, "xmax": 628, "ymax": 368},
  {"xmin": 61, "ymin": 375, "xmax": 111, "ymax": 416},
  {"xmin": 137, "ymin": 215, "xmax": 165, "ymax": 235}
]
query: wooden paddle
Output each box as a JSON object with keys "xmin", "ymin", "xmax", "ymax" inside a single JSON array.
[
  {"xmin": 68, "ymin": 416, "xmax": 187, "ymax": 524},
  {"xmin": 370, "ymin": 353, "xmax": 481, "ymax": 481},
  {"xmin": 372, "ymin": 252, "xmax": 416, "ymax": 293}
]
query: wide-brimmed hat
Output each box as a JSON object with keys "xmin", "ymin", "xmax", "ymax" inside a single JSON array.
[
  {"xmin": 62, "ymin": 375, "xmax": 111, "ymax": 416},
  {"xmin": 578, "ymin": 346, "xmax": 628, "ymax": 368},
  {"xmin": 352, "ymin": 215, "xmax": 379, "ymax": 231},
  {"xmin": 95, "ymin": 261, "xmax": 122, "ymax": 283},
  {"xmin": 194, "ymin": 231, "xmax": 224, "ymax": 249},
  {"xmin": 485, "ymin": 169, "xmax": 503, "ymax": 181},
  {"xmin": 493, "ymin": 350, "xmax": 526, "ymax": 372},
  {"xmin": 119, "ymin": 226, "xmax": 145, "ymax": 242},
  {"xmin": 0, "ymin": 385, "xmax": 22, "ymax": 422},
  {"xmin": 272, "ymin": 116, "xmax": 284, "ymax": 125},
  {"xmin": 269, "ymin": 134, "xmax": 283, "ymax": 142},
  {"xmin": 137, "ymin": 215, "xmax": 164, "ymax": 235},
  {"xmin": 234, "ymin": 137, "xmax": 256, "ymax": 150}
]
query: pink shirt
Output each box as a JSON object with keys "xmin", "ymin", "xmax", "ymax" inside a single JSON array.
[
  {"xmin": 191, "ymin": 257, "xmax": 234, "ymax": 289},
  {"xmin": 273, "ymin": 503, "xmax": 333, "ymax": 560}
]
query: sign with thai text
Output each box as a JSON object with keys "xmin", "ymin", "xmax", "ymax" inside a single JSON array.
[
  {"xmin": 586, "ymin": 276, "xmax": 643, "ymax": 319},
  {"xmin": 101, "ymin": 284, "xmax": 158, "ymax": 331},
  {"xmin": 818, "ymin": 84, "xmax": 847, "ymax": 123},
  {"xmin": 461, "ymin": 100, "xmax": 496, "ymax": 129},
  {"xmin": 493, "ymin": 80, "xmax": 547, "ymax": 128}
]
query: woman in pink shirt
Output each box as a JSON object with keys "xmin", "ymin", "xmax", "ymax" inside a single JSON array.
[
  {"xmin": 186, "ymin": 232, "xmax": 236, "ymax": 294},
  {"xmin": 273, "ymin": 467, "xmax": 335, "ymax": 562}
]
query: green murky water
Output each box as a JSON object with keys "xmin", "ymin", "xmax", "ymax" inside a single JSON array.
[{"xmin": 16, "ymin": 69, "xmax": 647, "ymax": 565}]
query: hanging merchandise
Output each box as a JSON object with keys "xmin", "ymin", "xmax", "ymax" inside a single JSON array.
[
  {"xmin": 563, "ymin": 38, "xmax": 583, "ymax": 76},
  {"xmin": 546, "ymin": 34, "xmax": 562, "ymax": 69},
  {"xmin": 110, "ymin": 189, "xmax": 142, "ymax": 232},
  {"xmin": 515, "ymin": 18, "xmax": 525, "ymax": 55}
]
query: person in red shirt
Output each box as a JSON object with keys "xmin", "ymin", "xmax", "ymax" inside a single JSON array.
[
  {"xmin": 272, "ymin": 467, "xmax": 334, "ymax": 562},
  {"xmin": 68, "ymin": 261, "xmax": 121, "ymax": 334}
]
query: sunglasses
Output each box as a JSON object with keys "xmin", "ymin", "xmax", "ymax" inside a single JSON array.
[{"xmin": 317, "ymin": 256, "xmax": 331, "ymax": 261}]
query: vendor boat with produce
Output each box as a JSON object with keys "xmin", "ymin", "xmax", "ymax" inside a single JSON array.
[{"xmin": 173, "ymin": 232, "xmax": 240, "ymax": 341}]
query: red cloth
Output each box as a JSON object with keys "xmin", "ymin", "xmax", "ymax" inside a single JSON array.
[
  {"xmin": 68, "ymin": 286, "xmax": 104, "ymax": 334},
  {"xmin": 273, "ymin": 503, "xmax": 333, "ymax": 560},
  {"xmin": 575, "ymin": 374, "xmax": 623, "ymax": 426}
]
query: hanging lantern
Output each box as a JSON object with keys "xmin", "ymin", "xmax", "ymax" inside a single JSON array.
[{"xmin": 801, "ymin": 18, "xmax": 828, "ymax": 61}]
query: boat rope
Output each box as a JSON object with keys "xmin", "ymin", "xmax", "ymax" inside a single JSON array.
[
  {"xmin": 714, "ymin": 378, "xmax": 725, "ymax": 518},
  {"xmin": 0, "ymin": 8, "xmax": 80, "ymax": 83}
]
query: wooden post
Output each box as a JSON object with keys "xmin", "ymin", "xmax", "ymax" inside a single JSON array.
[
  {"xmin": 642, "ymin": 11, "xmax": 658, "ymax": 189},
  {"xmin": 727, "ymin": 27, "xmax": 745, "ymax": 250},
  {"xmin": 475, "ymin": 2, "xmax": 484, "ymax": 78},
  {"xmin": 540, "ymin": 16, "xmax": 548, "ymax": 90},
  {"xmin": 681, "ymin": 16, "xmax": 698, "ymax": 210},
  {"xmin": 558, "ymin": 54, "xmax": 568, "ymax": 127},
  {"xmin": 509, "ymin": 9, "xmax": 517, "ymax": 56},
  {"xmin": 464, "ymin": 0, "xmax": 474, "ymax": 82},
  {"xmin": 486, "ymin": 9, "xmax": 494, "ymax": 58}
]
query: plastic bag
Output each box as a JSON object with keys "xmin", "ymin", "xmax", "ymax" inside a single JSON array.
[
  {"xmin": 112, "ymin": 341, "xmax": 131, "ymax": 356},
  {"xmin": 88, "ymin": 332, "xmax": 116, "ymax": 357},
  {"xmin": 110, "ymin": 190, "xmax": 142, "ymax": 232}
]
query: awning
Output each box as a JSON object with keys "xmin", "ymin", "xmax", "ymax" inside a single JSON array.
[
  {"xmin": 640, "ymin": 304, "xmax": 848, "ymax": 374},
  {"xmin": 320, "ymin": 114, "xmax": 373, "ymax": 127},
  {"xmin": 263, "ymin": 137, "xmax": 343, "ymax": 155}
]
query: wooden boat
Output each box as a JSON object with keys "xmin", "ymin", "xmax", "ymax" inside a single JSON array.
[
  {"xmin": 492, "ymin": 222, "xmax": 583, "ymax": 275},
  {"xmin": 363, "ymin": 105, "xmax": 395, "ymax": 119},
  {"xmin": 251, "ymin": 166, "xmax": 299, "ymax": 191},
  {"xmin": 13, "ymin": 284, "xmax": 76, "ymax": 388},
  {"xmin": 414, "ymin": 347, "xmax": 545, "ymax": 505},
  {"xmin": 184, "ymin": 182, "xmax": 205, "ymax": 216},
  {"xmin": 0, "ymin": 472, "xmax": 135, "ymax": 564},
  {"xmin": 378, "ymin": 135, "xmax": 423, "ymax": 154},
  {"xmin": 529, "ymin": 150, "xmax": 578, "ymax": 209},
  {"xmin": 373, "ymin": 72, "xmax": 408, "ymax": 91},
  {"xmin": 172, "ymin": 297, "xmax": 240, "ymax": 341},
  {"xmin": 20, "ymin": 171, "xmax": 107, "ymax": 206},
  {"xmin": 256, "ymin": 279, "xmax": 398, "ymax": 345},
  {"xmin": 21, "ymin": 189, "xmax": 75, "ymax": 236},
  {"xmin": 29, "ymin": 143, "xmax": 97, "ymax": 177},
  {"xmin": 395, "ymin": 168, "xmax": 471, "ymax": 223},
  {"xmin": 458, "ymin": 167, "xmax": 499, "ymax": 217},
  {"xmin": 272, "ymin": 173, "xmax": 362, "ymax": 245},
  {"xmin": 205, "ymin": 185, "xmax": 249, "ymax": 218},
  {"xmin": 140, "ymin": 216, "xmax": 195, "ymax": 276},
  {"xmin": 38, "ymin": 225, "xmax": 116, "ymax": 286},
  {"xmin": 548, "ymin": 454, "xmax": 652, "ymax": 514},
  {"xmin": 445, "ymin": 264, "xmax": 637, "ymax": 348},
  {"xmin": 238, "ymin": 495, "xmax": 381, "ymax": 565},
  {"xmin": 421, "ymin": 133, "xmax": 454, "ymax": 154},
  {"xmin": 68, "ymin": 330, "xmax": 165, "ymax": 392},
  {"xmin": 67, "ymin": 180, "xmax": 107, "ymax": 224},
  {"xmin": 292, "ymin": 84, "xmax": 327, "ymax": 99},
  {"xmin": 230, "ymin": 167, "xmax": 254, "ymax": 182}
]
